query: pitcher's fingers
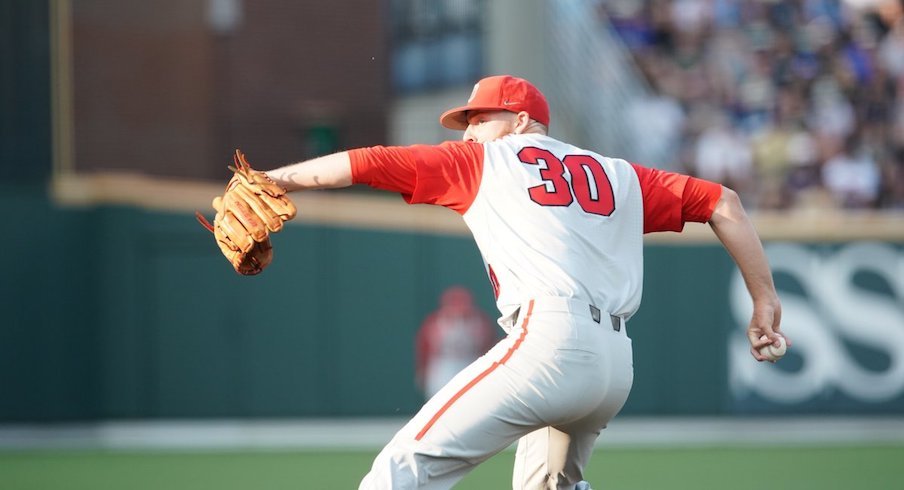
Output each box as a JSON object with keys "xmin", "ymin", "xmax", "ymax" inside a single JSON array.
[
  {"xmin": 748, "ymin": 329, "xmax": 773, "ymax": 349},
  {"xmin": 749, "ymin": 346, "xmax": 770, "ymax": 362}
]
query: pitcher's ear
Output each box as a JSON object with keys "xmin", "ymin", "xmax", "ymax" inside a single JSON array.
[{"xmin": 513, "ymin": 111, "xmax": 531, "ymax": 134}]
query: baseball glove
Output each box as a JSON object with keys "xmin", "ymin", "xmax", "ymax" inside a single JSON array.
[{"xmin": 196, "ymin": 150, "xmax": 297, "ymax": 275}]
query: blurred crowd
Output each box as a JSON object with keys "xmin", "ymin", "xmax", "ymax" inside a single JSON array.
[{"xmin": 600, "ymin": 0, "xmax": 904, "ymax": 210}]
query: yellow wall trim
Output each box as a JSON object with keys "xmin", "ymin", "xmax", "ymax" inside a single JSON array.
[
  {"xmin": 50, "ymin": 172, "xmax": 904, "ymax": 243},
  {"xmin": 50, "ymin": 172, "xmax": 470, "ymax": 237}
]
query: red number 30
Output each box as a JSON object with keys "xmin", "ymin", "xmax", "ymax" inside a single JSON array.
[{"xmin": 518, "ymin": 147, "xmax": 615, "ymax": 216}]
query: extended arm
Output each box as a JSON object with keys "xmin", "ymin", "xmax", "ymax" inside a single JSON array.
[
  {"xmin": 708, "ymin": 187, "xmax": 788, "ymax": 362},
  {"xmin": 265, "ymin": 151, "xmax": 354, "ymax": 191}
]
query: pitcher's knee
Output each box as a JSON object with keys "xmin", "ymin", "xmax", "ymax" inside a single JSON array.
[
  {"xmin": 361, "ymin": 440, "xmax": 474, "ymax": 489},
  {"xmin": 360, "ymin": 444, "xmax": 422, "ymax": 489}
]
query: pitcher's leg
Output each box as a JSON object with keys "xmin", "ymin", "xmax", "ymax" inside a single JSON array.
[
  {"xmin": 511, "ymin": 329, "xmax": 634, "ymax": 490},
  {"xmin": 359, "ymin": 334, "xmax": 539, "ymax": 489},
  {"xmin": 512, "ymin": 426, "xmax": 597, "ymax": 490},
  {"xmin": 359, "ymin": 435, "xmax": 481, "ymax": 490}
]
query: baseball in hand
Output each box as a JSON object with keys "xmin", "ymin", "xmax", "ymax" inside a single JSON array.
[{"xmin": 758, "ymin": 334, "xmax": 786, "ymax": 361}]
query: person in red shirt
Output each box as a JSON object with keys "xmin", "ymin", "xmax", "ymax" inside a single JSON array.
[
  {"xmin": 261, "ymin": 75, "xmax": 788, "ymax": 490},
  {"xmin": 415, "ymin": 286, "xmax": 497, "ymax": 399}
]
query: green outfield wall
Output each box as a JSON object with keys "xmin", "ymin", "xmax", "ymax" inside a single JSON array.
[
  {"xmin": 4, "ymin": 187, "xmax": 903, "ymax": 422},
  {"xmin": 4, "ymin": 0, "xmax": 904, "ymax": 423}
]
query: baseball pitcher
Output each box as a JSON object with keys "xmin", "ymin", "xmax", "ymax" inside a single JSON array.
[{"xmin": 203, "ymin": 75, "xmax": 788, "ymax": 489}]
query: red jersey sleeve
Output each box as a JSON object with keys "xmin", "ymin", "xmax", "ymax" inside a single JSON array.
[
  {"xmin": 630, "ymin": 163, "xmax": 723, "ymax": 233},
  {"xmin": 348, "ymin": 141, "xmax": 484, "ymax": 214}
]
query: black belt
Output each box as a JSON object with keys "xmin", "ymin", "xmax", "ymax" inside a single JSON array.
[
  {"xmin": 513, "ymin": 300, "xmax": 623, "ymax": 332},
  {"xmin": 590, "ymin": 304, "xmax": 621, "ymax": 332}
]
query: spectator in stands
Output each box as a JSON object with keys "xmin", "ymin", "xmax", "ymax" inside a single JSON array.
[
  {"xmin": 598, "ymin": 0, "xmax": 903, "ymax": 210},
  {"xmin": 693, "ymin": 107, "xmax": 754, "ymax": 197},
  {"xmin": 822, "ymin": 133, "xmax": 882, "ymax": 208}
]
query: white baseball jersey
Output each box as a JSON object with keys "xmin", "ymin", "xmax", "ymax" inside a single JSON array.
[
  {"xmin": 349, "ymin": 133, "xmax": 721, "ymax": 489},
  {"xmin": 350, "ymin": 133, "xmax": 720, "ymax": 323}
]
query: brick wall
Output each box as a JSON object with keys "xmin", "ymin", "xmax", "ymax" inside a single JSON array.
[{"xmin": 72, "ymin": 0, "xmax": 388, "ymax": 179}]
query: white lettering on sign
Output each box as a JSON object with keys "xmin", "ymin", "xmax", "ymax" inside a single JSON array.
[{"xmin": 729, "ymin": 242, "xmax": 904, "ymax": 404}]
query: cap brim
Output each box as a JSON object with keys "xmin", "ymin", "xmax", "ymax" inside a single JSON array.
[
  {"xmin": 439, "ymin": 105, "xmax": 471, "ymax": 130},
  {"xmin": 439, "ymin": 105, "xmax": 510, "ymax": 130}
]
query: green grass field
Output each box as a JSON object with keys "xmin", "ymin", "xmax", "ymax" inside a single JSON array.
[{"xmin": 2, "ymin": 444, "xmax": 902, "ymax": 489}]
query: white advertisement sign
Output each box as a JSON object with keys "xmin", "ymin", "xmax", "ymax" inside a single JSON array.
[{"xmin": 729, "ymin": 242, "xmax": 904, "ymax": 410}]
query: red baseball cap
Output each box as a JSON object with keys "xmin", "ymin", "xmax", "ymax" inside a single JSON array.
[{"xmin": 439, "ymin": 75, "xmax": 550, "ymax": 130}]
